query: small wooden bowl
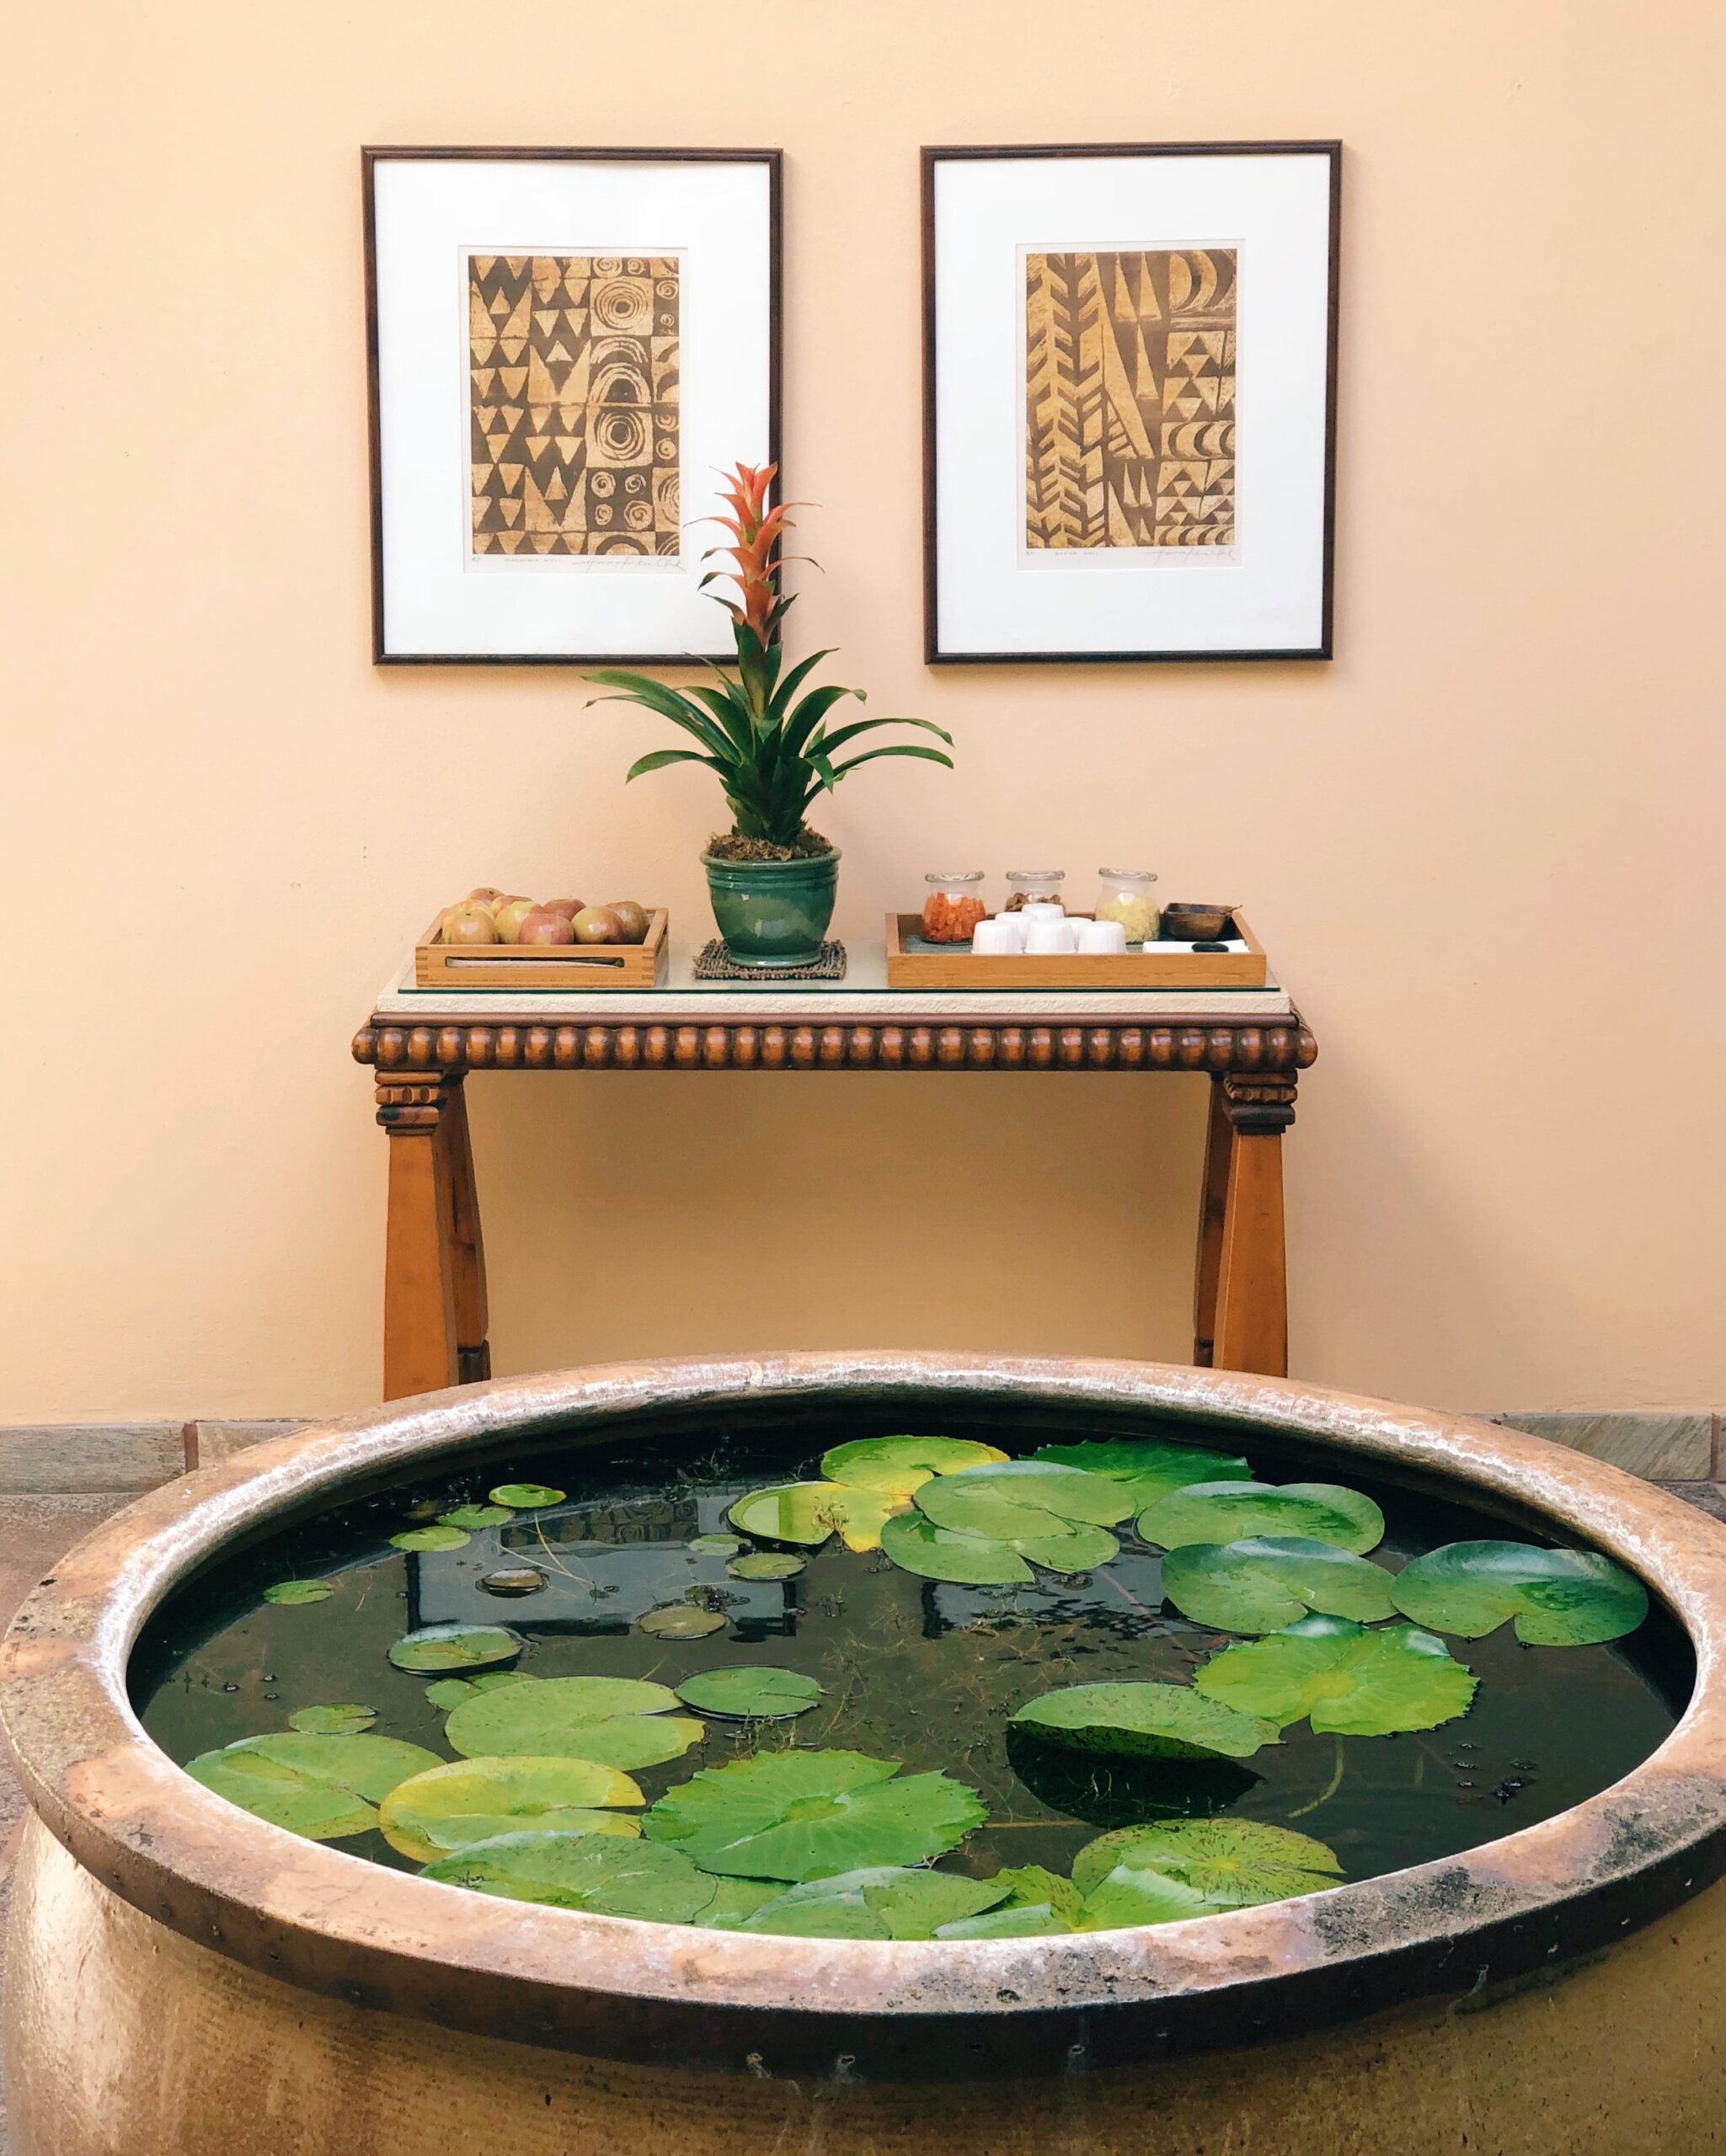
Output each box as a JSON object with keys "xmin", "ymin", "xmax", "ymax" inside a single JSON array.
[{"xmin": 1161, "ymin": 902, "xmax": 1238, "ymax": 941}]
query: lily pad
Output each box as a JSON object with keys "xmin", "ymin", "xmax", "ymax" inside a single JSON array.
[
  {"xmin": 688, "ymin": 1533, "xmax": 744, "ymax": 1556},
  {"xmin": 422, "ymin": 1830, "xmax": 717, "ymax": 1922},
  {"xmin": 185, "ymin": 1732, "xmax": 441, "ymax": 1841},
  {"xmin": 1009, "ymin": 1682, "xmax": 1278, "ymax": 1761},
  {"xmin": 438, "ymin": 1503, "xmax": 513, "ymax": 1529},
  {"xmin": 1030, "ymin": 1437, "xmax": 1252, "ymax": 1506},
  {"xmin": 689, "ymin": 1877, "xmax": 783, "ymax": 1929},
  {"xmin": 1195, "ymin": 1614, "xmax": 1477, "ymax": 1736},
  {"xmin": 933, "ymin": 1865, "xmax": 1083, "ymax": 1939},
  {"xmin": 1139, "ymin": 1481, "xmax": 1386, "ymax": 1556},
  {"xmin": 387, "ymin": 1623, "xmax": 522, "ymax": 1675},
  {"xmin": 727, "ymin": 1480, "xmax": 903, "ymax": 1553},
  {"xmin": 1071, "ymin": 1819, "xmax": 1344, "ymax": 1929},
  {"xmin": 262, "ymin": 1580, "xmax": 331, "ymax": 1607},
  {"xmin": 878, "ymin": 1513, "xmax": 1035, "ymax": 1585},
  {"xmin": 675, "ymin": 1668, "xmax": 822, "ymax": 1721},
  {"xmin": 379, "ymin": 1755, "xmax": 644, "ymax": 1862},
  {"xmin": 639, "ymin": 1604, "xmax": 727, "ymax": 1640},
  {"xmin": 445, "ymin": 1674, "xmax": 702, "ymax": 1770},
  {"xmin": 1389, "ymin": 1540, "xmax": 1649, "ymax": 1646},
  {"xmin": 644, "ymin": 1749, "xmax": 987, "ymax": 1882},
  {"xmin": 741, "ymin": 1866, "xmax": 1009, "ymax": 1940},
  {"xmin": 818, "ymin": 1435, "xmax": 1009, "ymax": 1498},
  {"xmin": 389, "ymin": 1524, "xmax": 470, "ymax": 1553},
  {"xmin": 727, "ymin": 1552, "xmax": 806, "ymax": 1582},
  {"xmin": 1161, "ymin": 1537, "xmax": 1397, "ymax": 1634},
  {"xmin": 489, "ymin": 1483, "xmax": 565, "ymax": 1510},
  {"xmin": 918, "ymin": 1462, "xmax": 1135, "ymax": 1531},
  {"xmin": 287, "ymin": 1702, "xmax": 377, "ymax": 1736},
  {"xmin": 425, "ymin": 1670, "xmax": 533, "ymax": 1711}
]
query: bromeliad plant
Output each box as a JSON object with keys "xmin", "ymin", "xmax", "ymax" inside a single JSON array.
[{"xmin": 586, "ymin": 463, "xmax": 954, "ymax": 855}]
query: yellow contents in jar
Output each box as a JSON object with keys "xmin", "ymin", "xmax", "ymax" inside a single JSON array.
[{"xmin": 1095, "ymin": 891, "xmax": 1160, "ymax": 943}]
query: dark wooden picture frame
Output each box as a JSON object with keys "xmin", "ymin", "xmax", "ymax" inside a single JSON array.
[
  {"xmin": 922, "ymin": 141, "xmax": 1341, "ymax": 664},
  {"xmin": 363, "ymin": 146, "xmax": 783, "ymax": 667}
]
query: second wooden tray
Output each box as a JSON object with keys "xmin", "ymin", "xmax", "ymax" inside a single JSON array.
[
  {"xmin": 414, "ymin": 910, "xmax": 669, "ymax": 990},
  {"xmin": 884, "ymin": 912, "xmax": 1267, "ymax": 990}
]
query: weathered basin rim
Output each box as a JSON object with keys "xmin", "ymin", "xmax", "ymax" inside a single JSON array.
[{"xmin": 4, "ymin": 1351, "xmax": 1726, "ymax": 2079}]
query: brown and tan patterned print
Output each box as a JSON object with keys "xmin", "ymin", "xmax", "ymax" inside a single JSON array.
[
  {"xmin": 1026, "ymin": 248, "xmax": 1236, "ymax": 550},
  {"xmin": 468, "ymin": 253, "xmax": 681, "ymax": 558}
]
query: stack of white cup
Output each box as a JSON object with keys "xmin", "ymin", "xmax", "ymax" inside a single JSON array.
[{"xmin": 970, "ymin": 905, "xmax": 1127, "ymax": 956}]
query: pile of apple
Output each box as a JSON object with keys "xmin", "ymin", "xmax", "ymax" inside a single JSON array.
[{"xmin": 439, "ymin": 888, "xmax": 652, "ymax": 947}]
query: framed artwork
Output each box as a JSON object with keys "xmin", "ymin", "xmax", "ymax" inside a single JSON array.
[
  {"xmin": 922, "ymin": 141, "xmax": 1340, "ymax": 663},
  {"xmin": 364, "ymin": 147, "xmax": 781, "ymax": 664}
]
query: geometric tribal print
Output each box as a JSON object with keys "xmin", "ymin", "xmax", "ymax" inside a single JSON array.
[
  {"xmin": 468, "ymin": 253, "xmax": 681, "ymax": 558},
  {"xmin": 1026, "ymin": 248, "xmax": 1236, "ymax": 549}
]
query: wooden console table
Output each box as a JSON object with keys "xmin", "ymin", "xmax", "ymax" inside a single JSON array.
[{"xmin": 353, "ymin": 947, "xmax": 1317, "ymax": 1401}]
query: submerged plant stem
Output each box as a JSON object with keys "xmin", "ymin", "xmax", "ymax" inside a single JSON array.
[{"xmin": 1289, "ymin": 1732, "xmax": 1347, "ymax": 1819}]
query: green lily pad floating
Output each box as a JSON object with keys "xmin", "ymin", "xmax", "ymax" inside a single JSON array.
[
  {"xmin": 425, "ymin": 1670, "xmax": 533, "ymax": 1712},
  {"xmin": 1009, "ymin": 1682, "xmax": 1278, "ymax": 1761},
  {"xmin": 675, "ymin": 1668, "xmax": 822, "ymax": 1721},
  {"xmin": 1195, "ymin": 1614, "xmax": 1477, "ymax": 1736},
  {"xmin": 688, "ymin": 1877, "xmax": 783, "ymax": 1929},
  {"xmin": 1138, "ymin": 1481, "xmax": 1386, "ymax": 1556},
  {"xmin": 639, "ymin": 1604, "xmax": 727, "ymax": 1640},
  {"xmin": 1161, "ymin": 1537, "xmax": 1397, "ymax": 1634},
  {"xmin": 740, "ymin": 1865, "xmax": 1009, "ymax": 1940},
  {"xmin": 423, "ymin": 1830, "xmax": 717, "ymax": 1922},
  {"xmin": 445, "ymin": 1674, "xmax": 702, "ymax": 1770},
  {"xmin": 1389, "ymin": 1540, "xmax": 1649, "ymax": 1646},
  {"xmin": 1071, "ymin": 1819, "xmax": 1344, "ymax": 1929},
  {"xmin": 438, "ymin": 1503, "xmax": 513, "ymax": 1530},
  {"xmin": 489, "ymin": 1483, "xmax": 564, "ymax": 1510},
  {"xmin": 379, "ymin": 1755, "xmax": 644, "ymax": 1862},
  {"xmin": 688, "ymin": 1533, "xmax": 744, "ymax": 1556},
  {"xmin": 1030, "ymin": 1437, "xmax": 1252, "ymax": 1506},
  {"xmin": 644, "ymin": 1748, "xmax": 986, "ymax": 1882},
  {"xmin": 387, "ymin": 1623, "xmax": 522, "ymax": 1675},
  {"xmin": 262, "ymin": 1580, "xmax": 331, "ymax": 1606},
  {"xmin": 919, "ymin": 1461, "xmax": 1135, "ymax": 1531},
  {"xmin": 933, "ymin": 1865, "xmax": 1083, "ymax": 1940},
  {"xmin": 727, "ymin": 1480, "xmax": 902, "ymax": 1553},
  {"xmin": 185, "ymin": 1732, "xmax": 441, "ymax": 1842},
  {"xmin": 388, "ymin": 1524, "xmax": 470, "ymax": 1553},
  {"xmin": 817, "ymin": 1435, "xmax": 1009, "ymax": 1498},
  {"xmin": 287, "ymin": 1702, "xmax": 377, "ymax": 1736},
  {"xmin": 878, "ymin": 1513, "xmax": 1038, "ymax": 1585},
  {"xmin": 727, "ymin": 1551, "xmax": 806, "ymax": 1582}
]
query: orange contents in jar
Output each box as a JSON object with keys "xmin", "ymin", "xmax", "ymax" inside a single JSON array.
[{"xmin": 922, "ymin": 892, "xmax": 988, "ymax": 943}]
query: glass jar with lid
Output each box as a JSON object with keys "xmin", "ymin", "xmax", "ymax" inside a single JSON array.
[
  {"xmin": 1094, "ymin": 868, "xmax": 1160, "ymax": 944},
  {"xmin": 921, "ymin": 871, "xmax": 987, "ymax": 943},
  {"xmin": 1003, "ymin": 869, "xmax": 1066, "ymax": 913}
]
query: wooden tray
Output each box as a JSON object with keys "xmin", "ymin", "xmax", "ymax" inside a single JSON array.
[
  {"xmin": 414, "ymin": 910, "xmax": 669, "ymax": 990},
  {"xmin": 884, "ymin": 911, "xmax": 1267, "ymax": 990}
]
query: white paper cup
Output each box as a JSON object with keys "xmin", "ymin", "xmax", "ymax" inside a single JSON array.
[
  {"xmin": 1024, "ymin": 921, "xmax": 1071, "ymax": 954},
  {"xmin": 970, "ymin": 918, "xmax": 1011, "ymax": 954},
  {"xmin": 1077, "ymin": 919, "xmax": 1129, "ymax": 954},
  {"xmin": 988, "ymin": 912, "xmax": 1027, "ymax": 952}
]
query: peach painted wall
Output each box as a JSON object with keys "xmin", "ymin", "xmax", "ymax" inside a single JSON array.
[{"xmin": 3, "ymin": 0, "xmax": 1723, "ymax": 1421}]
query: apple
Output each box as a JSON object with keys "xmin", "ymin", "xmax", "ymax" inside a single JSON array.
[
  {"xmin": 516, "ymin": 909, "xmax": 575, "ymax": 946},
  {"xmin": 542, "ymin": 897, "xmax": 585, "ymax": 920},
  {"xmin": 607, "ymin": 899, "xmax": 649, "ymax": 944},
  {"xmin": 464, "ymin": 887, "xmax": 507, "ymax": 914},
  {"xmin": 441, "ymin": 903, "xmax": 499, "ymax": 946},
  {"xmin": 571, "ymin": 904, "xmax": 624, "ymax": 945},
  {"xmin": 494, "ymin": 899, "xmax": 539, "ymax": 944}
]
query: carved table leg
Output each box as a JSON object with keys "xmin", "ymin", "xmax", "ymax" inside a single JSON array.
[
  {"xmin": 1212, "ymin": 1075, "xmax": 1298, "ymax": 1378},
  {"xmin": 437, "ymin": 1079, "xmax": 490, "ymax": 1384},
  {"xmin": 377, "ymin": 1075, "xmax": 460, "ymax": 1401},
  {"xmin": 1192, "ymin": 1077, "xmax": 1234, "ymax": 1368}
]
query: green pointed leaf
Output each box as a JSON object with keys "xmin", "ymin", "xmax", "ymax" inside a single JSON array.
[
  {"xmin": 934, "ymin": 1864, "xmax": 1083, "ymax": 1938},
  {"xmin": 1009, "ymin": 1682, "xmax": 1277, "ymax": 1761},
  {"xmin": 1139, "ymin": 1481, "xmax": 1385, "ymax": 1556},
  {"xmin": 818, "ymin": 1434, "xmax": 1008, "ymax": 1497},
  {"xmin": 727, "ymin": 1551, "xmax": 806, "ymax": 1582},
  {"xmin": 688, "ymin": 1533, "xmax": 744, "ymax": 1556},
  {"xmin": 1030, "ymin": 1437, "xmax": 1251, "ymax": 1505},
  {"xmin": 1072, "ymin": 1819, "xmax": 1344, "ymax": 1929},
  {"xmin": 287, "ymin": 1702, "xmax": 377, "ymax": 1736},
  {"xmin": 489, "ymin": 1483, "xmax": 565, "ymax": 1509},
  {"xmin": 446, "ymin": 1674, "xmax": 701, "ymax": 1769},
  {"xmin": 387, "ymin": 1623, "xmax": 522, "ymax": 1674},
  {"xmin": 626, "ymin": 747, "xmax": 728, "ymax": 782},
  {"xmin": 918, "ymin": 1462, "xmax": 1135, "ymax": 1530},
  {"xmin": 438, "ymin": 1503, "xmax": 513, "ymax": 1529},
  {"xmin": 187, "ymin": 1732, "xmax": 442, "ymax": 1841},
  {"xmin": 878, "ymin": 1513, "xmax": 1033, "ymax": 1584},
  {"xmin": 389, "ymin": 1524, "xmax": 470, "ymax": 1553},
  {"xmin": 1162, "ymin": 1537, "xmax": 1397, "ymax": 1633},
  {"xmin": 380, "ymin": 1755, "xmax": 644, "ymax": 1861},
  {"xmin": 1195, "ymin": 1614, "xmax": 1477, "ymax": 1736},
  {"xmin": 728, "ymin": 1479, "xmax": 903, "ymax": 1551},
  {"xmin": 263, "ymin": 1579, "xmax": 330, "ymax": 1606},
  {"xmin": 425, "ymin": 1670, "xmax": 533, "ymax": 1711},
  {"xmin": 675, "ymin": 1668, "xmax": 822, "ymax": 1721},
  {"xmin": 741, "ymin": 1865, "xmax": 1008, "ymax": 1940},
  {"xmin": 643, "ymin": 1749, "xmax": 986, "ymax": 1882},
  {"xmin": 422, "ymin": 1831, "xmax": 718, "ymax": 1922},
  {"xmin": 639, "ymin": 1604, "xmax": 727, "ymax": 1640},
  {"xmin": 1389, "ymin": 1540, "xmax": 1649, "ymax": 1646}
]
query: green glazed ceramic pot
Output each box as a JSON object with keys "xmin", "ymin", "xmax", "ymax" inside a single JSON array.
[{"xmin": 701, "ymin": 848, "xmax": 840, "ymax": 967}]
